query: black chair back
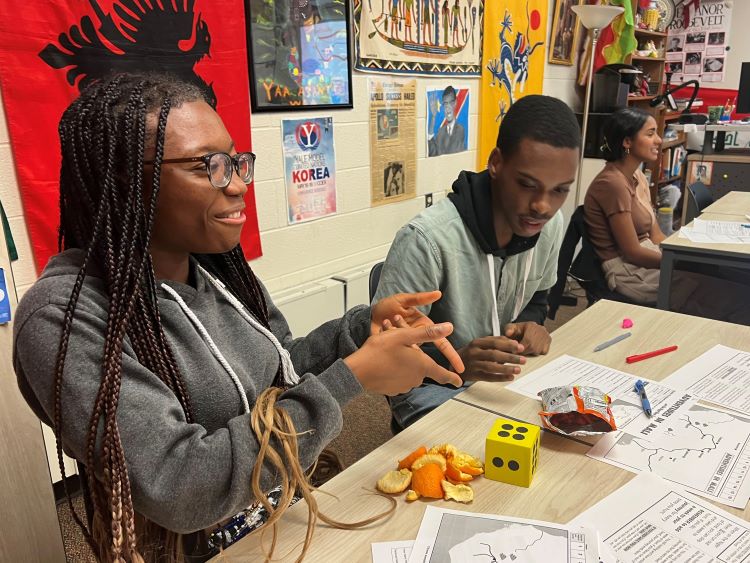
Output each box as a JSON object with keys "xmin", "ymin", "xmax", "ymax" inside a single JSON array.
[
  {"xmin": 548, "ymin": 206, "xmax": 637, "ymax": 319},
  {"xmin": 684, "ymin": 180, "xmax": 713, "ymax": 224},
  {"xmin": 369, "ymin": 261, "xmax": 384, "ymax": 303}
]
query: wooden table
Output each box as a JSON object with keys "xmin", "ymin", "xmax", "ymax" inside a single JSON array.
[
  {"xmin": 703, "ymin": 191, "xmax": 750, "ymax": 216},
  {"xmin": 221, "ymin": 399, "xmax": 630, "ymax": 562},
  {"xmin": 221, "ymin": 301, "xmax": 750, "ymax": 561},
  {"xmin": 657, "ymin": 212, "xmax": 750, "ymax": 310},
  {"xmin": 457, "ymin": 300, "xmax": 750, "ymax": 442}
]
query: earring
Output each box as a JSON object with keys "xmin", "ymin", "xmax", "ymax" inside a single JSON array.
[{"xmin": 625, "ymin": 147, "xmax": 631, "ymax": 155}]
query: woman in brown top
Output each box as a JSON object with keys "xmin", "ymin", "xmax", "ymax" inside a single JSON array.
[{"xmin": 584, "ymin": 107, "xmax": 664, "ymax": 304}]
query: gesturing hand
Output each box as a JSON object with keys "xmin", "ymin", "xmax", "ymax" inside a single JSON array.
[
  {"xmin": 457, "ymin": 336, "xmax": 526, "ymax": 383},
  {"xmin": 504, "ymin": 322, "xmax": 551, "ymax": 356},
  {"xmin": 345, "ymin": 323, "xmax": 463, "ymax": 396},
  {"xmin": 371, "ymin": 291, "xmax": 464, "ymax": 374}
]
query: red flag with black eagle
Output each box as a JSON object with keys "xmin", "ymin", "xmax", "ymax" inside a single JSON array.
[{"xmin": 0, "ymin": 0, "xmax": 262, "ymax": 274}]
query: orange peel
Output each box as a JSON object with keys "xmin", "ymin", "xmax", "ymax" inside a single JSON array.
[
  {"xmin": 445, "ymin": 461, "xmax": 474, "ymax": 483},
  {"xmin": 411, "ymin": 453, "xmax": 447, "ymax": 472},
  {"xmin": 376, "ymin": 469, "xmax": 412, "ymax": 494},
  {"xmin": 428, "ymin": 443, "xmax": 458, "ymax": 459},
  {"xmin": 397, "ymin": 446, "xmax": 427, "ymax": 470},
  {"xmin": 441, "ymin": 480, "xmax": 474, "ymax": 503},
  {"xmin": 411, "ymin": 463, "xmax": 444, "ymax": 498}
]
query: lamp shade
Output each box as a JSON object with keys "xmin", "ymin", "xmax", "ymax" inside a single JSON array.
[{"xmin": 571, "ymin": 5, "xmax": 625, "ymax": 30}]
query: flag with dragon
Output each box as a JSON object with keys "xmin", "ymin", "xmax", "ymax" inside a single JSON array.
[
  {"xmin": 478, "ymin": 0, "xmax": 548, "ymax": 166},
  {"xmin": 0, "ymin": 0, "xmax": 261, "ymax": 273}
]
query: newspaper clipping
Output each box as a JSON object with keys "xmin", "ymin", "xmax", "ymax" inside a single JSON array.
[
  {"xmin": 369, "ymin": 79, "xmax": 417, "ymax": 206},
  {"xmin": 666, "ymin": 0, "xmax": 731, "ymax": 84}
]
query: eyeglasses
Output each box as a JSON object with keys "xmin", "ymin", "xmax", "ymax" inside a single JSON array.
[{"xmin": 144, "ymin": 151, "xmax": 256, "ymax": 190}]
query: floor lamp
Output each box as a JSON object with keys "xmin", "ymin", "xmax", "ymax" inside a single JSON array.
[{"xmin": 571, "ymin": 4, "xmax": 624, "ymax": 205}]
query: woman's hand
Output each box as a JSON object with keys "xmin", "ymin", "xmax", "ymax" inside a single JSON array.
[
  {"xmin": 371, "ymin": 291, "xmax": 464, "ymax": 373},
  {"xmin": 345, "ymin": 323, "xmax": 463, "ymax": 396}
]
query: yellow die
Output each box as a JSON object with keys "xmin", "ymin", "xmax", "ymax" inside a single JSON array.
[{"xmin": 485, "ymin": 418, "xmax": 540, "ymax": 487}]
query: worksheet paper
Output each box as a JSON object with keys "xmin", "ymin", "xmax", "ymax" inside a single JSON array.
[
  {"xmin": 407, "ymin": 506, "xmax": 593, "ymax": 563},
  {"xmin": 506, "ymin": 355, "xmax": 696, "ymax": 440},
  {"xmin": 570, "ymin": 473, "xmax": 750, "ymax": 563},
  {"xmin": 662, "ymin": 344, "xmax": 750, "ymax": 416},
  {"xmin": 680, "ymin": 219, "xmax": 750, "ymax": 243},
  {"xmin": 588, "ymin": 403, "xmax": 750, "ymax": 508},
  {"xmin": 371, "ymin": 540, "xmax": 413, "ymax": 563}
]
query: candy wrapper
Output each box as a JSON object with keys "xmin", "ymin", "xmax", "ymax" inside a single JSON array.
[{"xmin": 538, "ymin": 385, "xmax": 617, "ymax": 436}]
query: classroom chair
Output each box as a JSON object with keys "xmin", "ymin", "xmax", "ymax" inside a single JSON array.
[
  {"xmin": 683, "ymin": 180, "xmax": 714, "ymax": 224},
  {"xmin": 368, "ymin": 261, "xmax": 384, "ymax": 303},
  {"xmin": 548, "ymin": 206, "xmax": 637, "ymax": 320}
]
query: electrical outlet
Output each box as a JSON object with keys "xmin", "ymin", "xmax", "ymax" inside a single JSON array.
[{"xmin": 425, "ymin": 193, "xmax": 433, "ymax": 207}]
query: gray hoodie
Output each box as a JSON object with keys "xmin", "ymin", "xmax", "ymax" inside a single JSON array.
[{"xmin": 13, "ymin": 249, "xmax": 368, "ymax": 533}]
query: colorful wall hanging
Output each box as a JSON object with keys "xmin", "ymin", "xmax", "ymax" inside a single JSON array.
[
  {"xmin": 354, "ymin": 0, "xmax": 484, "ymax": 75},
  {"xmin": 477, "ymin": 0, "xmax": 548, "ymax": 167}
]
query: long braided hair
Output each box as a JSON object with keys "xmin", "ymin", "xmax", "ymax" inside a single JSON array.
[
  {"xmin": 54, "ymin": 73, "xmax": 281, "ymax": 561},
  {"xmin": 55, "ymin": 73, "xmax": 393, "ymax": 563}
]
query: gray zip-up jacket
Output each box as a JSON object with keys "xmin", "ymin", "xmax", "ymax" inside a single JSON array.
[{"xmin": 13, "ymin": 249, "xmax": 368, "ymax": 533}]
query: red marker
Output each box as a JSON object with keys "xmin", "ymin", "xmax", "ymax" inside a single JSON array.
[{"xmin": 626, "ymin": 345, "xmax": 678, "ymax": 364}]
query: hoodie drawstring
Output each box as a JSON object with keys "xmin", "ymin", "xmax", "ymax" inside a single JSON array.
[
  {"xmin": 487, "ymin": 249, "xmax": 535, "ymax": 337},
  {"xmin": 160, "ymin": 268, "xmax": 301, "ymax": 414}
]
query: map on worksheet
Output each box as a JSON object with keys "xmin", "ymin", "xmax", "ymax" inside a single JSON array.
[
  {"xmin": 588, "ymin": 404, "xmax": 750, "ymax": 509},
  {"xmin": 407, "ymin": 507, "xmax": 590, "ymax": 563}
]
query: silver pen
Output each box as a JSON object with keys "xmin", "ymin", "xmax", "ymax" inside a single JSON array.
[{"xmin": 593, "ymin": 332, "xmax": 632, "ymax": 352}]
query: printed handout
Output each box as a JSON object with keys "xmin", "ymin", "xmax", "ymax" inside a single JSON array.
[
  {"xmin": 588, "ymin": 403, "xmax": 750, "ymax": 509},
  {"xmin": 571, "ymin": 473, "xmax": 750, "ymax": 562},
  {"xmin": 662, "ymin": 344, "xmax": 750, "ymax": 416},
  {"xmin": 407, "ymin": 506, "xmax": 593, "ymax": 563}
]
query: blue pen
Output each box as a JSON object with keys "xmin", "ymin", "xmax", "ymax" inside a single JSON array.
[{"xmin": 634, "ymin": 380, "xmax": 652, "ymax": 417}]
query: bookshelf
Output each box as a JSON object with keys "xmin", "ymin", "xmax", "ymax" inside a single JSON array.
[{"xmin": 623, "ymin": 0, "xmax": 687, "ymax": 208}]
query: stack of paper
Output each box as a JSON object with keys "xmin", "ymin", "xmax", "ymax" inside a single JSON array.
[{"xmin": 679, "ymin": 219, "xmax": 750, "ymax": 243}]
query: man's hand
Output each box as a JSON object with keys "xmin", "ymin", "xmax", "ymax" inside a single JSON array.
[
  {"xmin": 371, "ymin": 291, "xmax": 464, "ymax": 374},
  {"xmin": 457, "ymin": 336, "xmax": 526, "ymax": 382},
  {"xmin": 503, "ymin": 322, "xmax": 551, "ymax": 356}
]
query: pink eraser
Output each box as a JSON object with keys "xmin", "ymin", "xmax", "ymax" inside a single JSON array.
[{"xmin": 622, "ymin": 318, "xmax": 633, "ymax": 329}]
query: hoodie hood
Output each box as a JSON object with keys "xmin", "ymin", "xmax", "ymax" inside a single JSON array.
[
  {"xmin": 39, "ymin": 248, "xmax": 92, "ymax": 280},
  {"xmin": 448, "ymin": 170, "xmax": 540, "ymax": 257}
]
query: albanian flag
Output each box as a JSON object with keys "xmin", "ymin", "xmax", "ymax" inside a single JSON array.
[{"xmin": 0, "ymin": 0, "xmax": 261, "ymax": 273}]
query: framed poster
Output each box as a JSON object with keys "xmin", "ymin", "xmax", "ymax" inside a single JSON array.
[
  {"xmin": 426, "ymin": 85, "xmax": 470, "ymax": 157},
  {"xmin": 548, "ymin": 0, "xmax": 582, "ymax": 66},
  {"xmin": 353, "ymin": 0, "xmax": 485, "ymax": 76},
  {"xmin": 245, "ymin": 0, "xmax": 354, "ymax": 112}
]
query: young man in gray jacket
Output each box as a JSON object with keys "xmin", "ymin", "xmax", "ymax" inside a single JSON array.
[{"xmin": 374, "ymin": 95, "xmax": 581, "ymax": 430}]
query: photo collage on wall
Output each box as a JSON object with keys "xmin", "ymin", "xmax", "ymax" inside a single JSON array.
[{"xmin": 666, "ymin": 0, "xmax": 732, "ymax": 84}]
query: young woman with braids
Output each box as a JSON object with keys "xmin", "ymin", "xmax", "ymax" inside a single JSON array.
[{"xmin": 12, "ymin": 73, "xmax": 465, "ymax": 562}]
